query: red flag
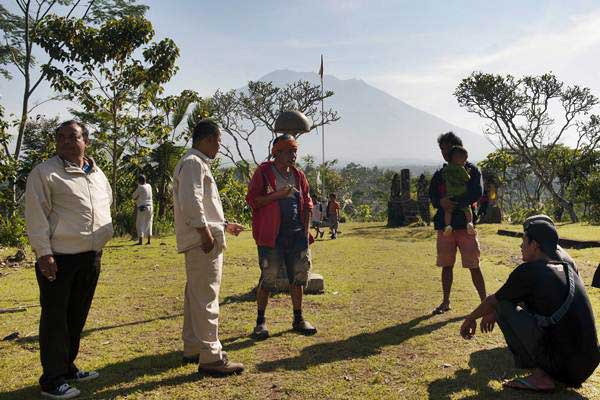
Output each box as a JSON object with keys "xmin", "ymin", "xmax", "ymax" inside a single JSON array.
[{"xmin": 319, "ymin": 54, "xmax": 323, "ymax": 80}]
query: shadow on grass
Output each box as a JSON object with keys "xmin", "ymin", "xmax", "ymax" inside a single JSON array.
[
  {"xmin": 16, "ymin": 313, "xmax": 183, "ymax": 345},
  {"xmin": 222, "ymin": 329, "xmax": 293, "ymax": 352},
  {"xmin": 344, "ymin": 226, "xmax": 436, "ymax": 241},
  {"xmin": 0, "ymin": 351, "xmax": 203, "ymax": 400},
  {"xmin": 220, "ymin": 288, "xmax": 256, "ymax": 305},
  {"xmin": 257, "ymin": 314, "xmax": 462, "ymax": 372},
  {"xmin": 427, "ymin": 347, "xmax": 590, "ymax": 400}
]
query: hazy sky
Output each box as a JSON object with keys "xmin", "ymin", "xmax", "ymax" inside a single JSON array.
[{"xmin": 2, "ymin": 0, "xmax": 600, "ymax": 135}]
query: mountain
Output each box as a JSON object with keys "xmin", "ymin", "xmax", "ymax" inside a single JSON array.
[{"xmin": 257, "ymin": 69, "xmax": 493, "ymax": 166}]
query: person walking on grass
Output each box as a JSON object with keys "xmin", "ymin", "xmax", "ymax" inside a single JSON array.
[
  {"xmin": 429, "ymin": 131, "xmax": 486, "ymax": 315},
  {"xmin": 25, "ymin": 120, "xmax": 113, "ymax": 399},
  {"xmin": 173, "ymin": 120, "xmax": 245, "ymax": 376},
  {"xmin": 311, "ymin": 195, "xmax": 325, "ymax": 239},
  {"xmin": 460, "ymin": 219, "xmax": 599, "ymax": 393},
  {"xmin": 327, "ymin": 193, "xmax": 340, "ymax": 239},
  {"xmin": 132, "ymin": 174, "xmax": 153, "ymax": 245},
  {"xmin": 246, "ymin": 134, "xmax": 317, "ymax": 340}
]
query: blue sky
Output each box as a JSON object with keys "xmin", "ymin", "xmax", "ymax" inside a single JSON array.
[{"xmin": 2, "ymin": 0, "xmax": 600, "ymax": 133}]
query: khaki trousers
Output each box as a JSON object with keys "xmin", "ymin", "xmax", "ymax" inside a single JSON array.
[{"xmin": 182, "ymin": 245, "xmax": 223, "ymax": 363}]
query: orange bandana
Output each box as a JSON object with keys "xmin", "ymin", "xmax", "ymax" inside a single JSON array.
[{"xmin": 271, "ymin": 136, "xmax": 298, "ymax": 156}]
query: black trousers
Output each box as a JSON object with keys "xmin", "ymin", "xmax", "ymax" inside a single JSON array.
[
  {"xmin": 35, "ymin": 251, "xmax": 101, "ymax": 390},
  {"xmin": 495, "ymin": 300, "xmax": 549, "ymax": 370}
]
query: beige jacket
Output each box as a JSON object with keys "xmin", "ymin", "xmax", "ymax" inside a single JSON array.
[
  {"xmin": 25, "ymin": 156, "xmax": 113, "ymax": 258},
  {"xmin": 173, "ymin": 148, "xmax": 226, "ymax": 253}
]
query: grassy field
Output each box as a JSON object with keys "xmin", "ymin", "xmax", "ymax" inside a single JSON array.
[{"xmin": 1, "ymin": 222, "xmax": 599, "ymax": 399}]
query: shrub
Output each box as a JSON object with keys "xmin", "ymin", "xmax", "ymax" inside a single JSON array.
[{"xmin": 0, "ymin": 213, "xmax": 28, "ymax": 248}]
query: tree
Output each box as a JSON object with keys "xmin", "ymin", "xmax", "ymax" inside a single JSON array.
[
  {"xmin": 34, "ymin": 14, "xmax": 179, "ymax": 210},
  {"xmin": 211, "ymin": 80, "xmax": 340, "ymax": 178},
  {"xmin": 0, "ymin": 0, "xmax": 147, "ymax": 207},
  {"xmin": 0, "ymin": 104, "xmax": 16, "ymax": 214},
  {"xmin": 455, "ymin": 72, "xmax": 600, "ymax": 222}
]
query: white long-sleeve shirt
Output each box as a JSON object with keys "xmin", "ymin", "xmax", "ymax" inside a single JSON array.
[
  {"xmin": 25, "ymin": 156, "xmax": 113, "ymax": 258},
  {"xmin": 173, "ymin": 148, "xmax": 225, "ymax": 253},
  {"xmin": 133, "ymin": 183, "xmax": 153, "ymax": 206}
]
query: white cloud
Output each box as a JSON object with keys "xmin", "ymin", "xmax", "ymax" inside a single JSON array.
[{"xmin": 369, "ymin": 9, "xmax": 600, "ymax": 133}]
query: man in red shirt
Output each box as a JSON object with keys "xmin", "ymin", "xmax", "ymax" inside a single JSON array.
[{"xmin": 246, "ymin": 134, "xmax": 317, "ymax": 339}]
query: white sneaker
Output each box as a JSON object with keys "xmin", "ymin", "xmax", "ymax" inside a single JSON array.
[
  {"xmin": 467, "ymin": 223, "xmax": 476, "ymax": 236},
  {"xmin": 41, "ymin": 383, "xmax": 81, "ymax": 399},
  {"xmin": 443, "ymin": 225, "xmax": 453, "ymax": 236},
  {"xmin": 67, "ymin": 370, "xmax": 99, "ymax": 382}
]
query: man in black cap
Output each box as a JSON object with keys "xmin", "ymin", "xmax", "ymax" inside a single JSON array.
[
  {"xmin": 459, "ymin": 219, "xmax": 600, "ymax": 392},
  {"xmin": 523, "ymin": 214, "xmax": 578, "ymax": 275}
]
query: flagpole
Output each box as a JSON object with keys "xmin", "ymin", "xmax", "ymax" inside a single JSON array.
[{"xmin": 320, "ymin": 54, "xmax": 325, "ymax": 201}]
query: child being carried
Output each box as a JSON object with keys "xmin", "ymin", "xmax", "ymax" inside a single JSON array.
[{"xmin": 442, "ymin": 145, "xmax": 476, "ymax": 236}]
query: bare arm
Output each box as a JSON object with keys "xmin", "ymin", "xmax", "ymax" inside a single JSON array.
[{"xmin": 460, "ymin": 294, "xmax": 499, "ymax": 339}]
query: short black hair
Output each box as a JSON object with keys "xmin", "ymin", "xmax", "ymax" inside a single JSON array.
[
  {"xmin": 192, "ymin": 120, "xmax": 220, "ymax": 143},
  {"xmin": 55, "ymin": 120, "xmax": 89, "ymax": 140},
  {"xmin": 437, "ymin": 131, "xmax": 463, "ymax": 147},
  {"xmin": 329, "ymin": 193, "xmax": 337, "ymax": 198},
  {"xmin": 273, "ymin": 134, "xmax": 294, "ymax": 146},
  {"xmin": 138, "ymin": 174, "xmax": 146, "ymax": 184},
  {"xmin": 449, "ymin": 145, "xmax": 468, "ymax": 160}
]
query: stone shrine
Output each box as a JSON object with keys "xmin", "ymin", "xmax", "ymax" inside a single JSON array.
[{"xmin": 387, "ymin": 169, "xmax": 421, "ymax": 227}]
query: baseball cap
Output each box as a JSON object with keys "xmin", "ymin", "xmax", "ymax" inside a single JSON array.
[
  {"xmin": 523, "ymin": 214, "xmax": 555, "ymax": 230},
  {"xmin": 523, "ymin": 219, "xmax": 560, "ymax": 260}
]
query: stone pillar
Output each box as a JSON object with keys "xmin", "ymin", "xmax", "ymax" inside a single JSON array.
[{"xmin": 417, "ymin": 174, "xmax": 431, "ymax": 225}]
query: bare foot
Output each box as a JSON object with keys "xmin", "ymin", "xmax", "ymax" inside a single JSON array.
[{"xmin": 503, "ymin": 369, "xmax": 555, "ymax": 392}]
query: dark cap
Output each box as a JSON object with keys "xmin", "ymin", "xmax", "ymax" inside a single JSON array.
[
  {"xmin": 523, "ymin": 214, "xmax": 554, "ymax": 230},
  {"xmin": 524, "ymin": 219, "xmax": 560, "ymax": 259}
]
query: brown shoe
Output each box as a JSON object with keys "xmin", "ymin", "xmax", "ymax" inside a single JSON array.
[
  {"xmin": 293, "ymin": 319, "xmax": 317, "ymax": 335},
  {"xmin": 198, "ymin": 354, "xmax": 244, "ymax": 377}
]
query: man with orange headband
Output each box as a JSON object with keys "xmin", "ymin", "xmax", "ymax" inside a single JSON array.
[{"xmin": 246, "ymin": 134, "xmax": 316, "ymax": 339}]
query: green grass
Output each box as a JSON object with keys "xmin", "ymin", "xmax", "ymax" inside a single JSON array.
[{"xmin": 1, "ymin": 222, "xmax": 599, "ymax": 399}]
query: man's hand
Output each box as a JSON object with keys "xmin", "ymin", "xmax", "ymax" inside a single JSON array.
[
  {"xmin": 460, "ymin": 317, "xmax": 477, "ymax": 340},
  {"xmin": 197, "ymin": 226, "xmax": 215, "ymax": 253},
  {"xmin": 38, "ymin": 255, "xmax": 57, "ymax": 282},
  {"xmin": 440, "ymin": 196, "xmax": 457, "ymax": 212},
  {"xmin": 480, "ymin": 313, "xmax": 496, "ymax": 333},
  {"xmin": 273, "ymin": 185, "xmax": 293, "ymax": 200},
  {"xmin": 225, "ymin": 223, "xmax": 244, "ymax": 236}
]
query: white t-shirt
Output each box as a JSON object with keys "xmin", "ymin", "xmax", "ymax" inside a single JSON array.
[
  {"xmin": 312, "ymin": 203, "xmax": 323, "ymax": 222},
  {"xmin": 133, "ymin": 183, "xmax": 153, "ymax": 207}
]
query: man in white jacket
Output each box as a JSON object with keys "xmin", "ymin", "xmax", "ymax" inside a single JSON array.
[
  {"xmin": 25, "ymin": 120, "xmax": 113, "ymax": 399},
  {"xmin": 173, "ymin": 120, "xmax": 244, "ymax": 376}
]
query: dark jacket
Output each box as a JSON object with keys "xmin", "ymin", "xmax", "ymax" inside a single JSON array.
[{"xmin": 429, "ymin": 161, "xmax": 483, "ymax": 230}]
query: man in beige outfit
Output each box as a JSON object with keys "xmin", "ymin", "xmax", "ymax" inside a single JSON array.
[
  {"xmin": 173, "ymin": 120, "xmax": 244, "ymax": 376},
  {"xmin": 25, "ymin": 120, "xmax": 112, "ymax": 399}
]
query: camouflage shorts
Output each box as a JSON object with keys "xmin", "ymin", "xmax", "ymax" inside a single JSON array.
[{"xmin": 257, "ymin": 244, "xmax": 311, "ymax": 291}]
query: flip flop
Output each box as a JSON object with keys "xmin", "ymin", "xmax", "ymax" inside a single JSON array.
[
  {"xmin": 432, "ymin": 305, "xmax": 451, "ymax": 315},
  {"xmin": 503, "ymin": 378, "xmax": 555, "ymax": 393}
]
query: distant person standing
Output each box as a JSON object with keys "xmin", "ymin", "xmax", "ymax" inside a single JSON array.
[
  {"xmin": 429, "ymin": 131, "xmax": 486, "ymax": 315},
  {"xmin": 327, "ymin": 193, "xmax": 340, "ymax": 240},
  {"xmin": 311, "ymin": 196, "xmax": 325, "ymax": 239},
  {"xmin": 25, "ymin": 120, "xmax": 113, "ymax": 399},
  {"xmin": 133, "ymin": 174, "xmax": 153, "ymax": 245}
]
